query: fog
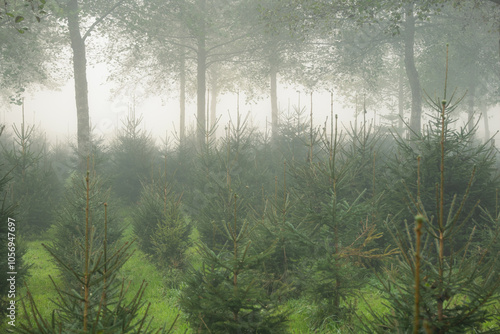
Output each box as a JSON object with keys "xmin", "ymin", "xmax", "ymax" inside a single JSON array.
[
  {"xmin": 3, "ymin": 64, "xmax": 362, "ymax": 145},
  {"xmin": 3, "ymin": 0, "xmax": 500, "ymax": 147},
  {"xmin": 3, "ymin": 1, "xmax": 500, "ymax": 333},
  {"xmin": 4, "ymin": 64, "xmax": 499, "ymax": 146}
]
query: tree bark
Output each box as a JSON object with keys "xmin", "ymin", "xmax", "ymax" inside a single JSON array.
[
  {"xmin": 398, "ymin": 58, "xmax": 405, "ymax": 133},
  {"xmin": 67, "ymin": 0, "xmax": 90, "ymax": 170},
  {"xmin": 179, "ymin": 48, "xmax": 186, "ymax": 144},
  {"xmin": 210, "ymin": 67, "xmax": 218, "ymax": 130},
  {"xmin": 196, "ymin": 0, "xmax": 207, "ymax": 149},
  {"xmin": 404, "ymin": 2, "xmax": 422, "ymax": 136},
  {"xmin": 468, "ymin": 84, "xmax": 475, "ymax": 133},
  {"xmin": 482, "ymin": 106, "xmax": 490, "ymax": 141},
  {"xmin": 270, "ymin": 58, "xmax": 278, "ymax": 140}
]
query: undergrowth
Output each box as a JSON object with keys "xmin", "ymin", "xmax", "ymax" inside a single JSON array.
[{"xmin": 17, "ymin": 224, "xmax": 394, "ymax": 334}]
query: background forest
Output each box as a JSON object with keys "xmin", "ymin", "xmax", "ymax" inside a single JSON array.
[{"xmin": 1, "ymin": 0, "xmax": 500, "ymax": 333}]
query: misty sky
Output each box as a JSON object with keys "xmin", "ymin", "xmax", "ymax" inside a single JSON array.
[
  {"xmin": 4, "ymin": 62, "xmax": 498, "ymax": 147},
  {"xmin": 2, "ymin": 63, "xmax": 359, "ymax": 145}
]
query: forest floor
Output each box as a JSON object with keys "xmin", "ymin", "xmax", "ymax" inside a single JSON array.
[
  {"xmin": 13, "ymin": 223, "xmax": 385, "ymax": 333},
  {"xmin": 13, "ymin": 215, "xmax": 499, "ymax": 333}
]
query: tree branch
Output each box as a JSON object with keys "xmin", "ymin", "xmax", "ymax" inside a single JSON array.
[
  {"xmin": 82, "ymin": 0, "xmax": 125, "ymax": 41},
  {"xmin": 206, "ymin": 32, "xmax": 251, "ymax": 53}
]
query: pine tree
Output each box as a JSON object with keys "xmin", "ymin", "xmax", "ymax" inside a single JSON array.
[
  {"xmin": 383, "ymin": 95, "xmax": 499, "ymax": 250},
  {"xmin": 1, "ymin": 114, "xmax": 61, "ymax": 236},
  {"xmin": 283, "ymin": 113, "xmax": 393, "ymax": 329},
  {"xmin": 19, "ymin": 171, "xmax": 175, "ymax": 333},
  {"xmin": 0, "ymin": 125, "xmax": 29, "ymax": 329},
  {"xmin": 109, "ymin": 114, "xmax": 158, "ymax": 204},
  {"xmin": 133, "ymin": 173, "xmax": 191, "ymax": 273},
  {"xmin": 180, "ymin": 194, "xmax": 289, "ymax": 333},
  {"xmin": 192, "ymin": 114, "xmax": 261, "ymax": 251},
  {"xmin": 47, "ymin": 171, "xmax": 122, "ymax": 288},
  {"xmin": 360, "ymin": 52, "xmax": 500, "ymax": 333},
  {"xmin": 251, "ymin": 161, "xmax": 301, "ymax": 298}
]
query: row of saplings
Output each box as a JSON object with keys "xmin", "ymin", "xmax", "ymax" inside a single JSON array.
[{"xmin": 14, "ymin": 99, "xmax": 500, "ymax": 333}]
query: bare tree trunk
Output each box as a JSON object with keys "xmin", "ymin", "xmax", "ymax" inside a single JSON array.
[
  {"xmin": 67, "ymin": 0, "xmax": 90, "ymax": 170},
  {"xmin": 404, "ymin": 2, "xmax": 422, "ymax": 136},
  {"xmin": 482, "ymin": 106, "xmax": 490, "ymax": 141},
  {"xmin": 196, "ymin": 41, "xmax": 206, "ymax": 149},
  {"xmin": 270, "ymin": 59, "xmax": 278, "ymax": 140},
  {"xmin": 179, "ymin": 48, "xmax": 186, "ymax": 144},
  {"xmin": 210, "ymin": 67, "xmax": 218, "ymax": 130},
  {"xmin": 398, "ymin": 58, "xmax": 405, "ymax": 133},
  {"xmin": 196, "ymin": 0, "xmax": 206, "ymax": 149},
  {"xmin": 468, "ymin": 85, "xmax": 475, "ymax": 133}
]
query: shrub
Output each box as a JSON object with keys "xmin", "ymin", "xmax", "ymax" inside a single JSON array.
[
  {"xmin": 133, "ymin": 177, "xmax": 191, "ymax": 272},
  {"xmin": 46, "ymin": 171, "xmax": 122, "ymax": 288},
  {"xmin": 180, "ymin": 195, "xmax": 289, "ymax": 333},
  {"xmin": 360, "ymin": 75, "xmax": 500, "ymax": 333},
  {"xmin": 0, "ymin": 126, "xmax": 29, "ymax": 328},
  {"xmin": 109, "ymin": 115, "xmax": 158, "ymax": 204},
  {"xmin": 1, "ymin": 121, "xmax": 61, "ymax": 236},
  {"xmin": 20, "ymin": 172, "xmax": 175, "ymax": 333}
]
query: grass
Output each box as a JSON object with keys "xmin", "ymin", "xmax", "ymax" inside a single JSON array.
[
  {"xmin": 15, "ymin": 238, "xmax": 61, "ymax": 326},
  {"xmin": 18, "ymin": 217, "xmax": 499, "ymax": 333},
  {"xmin": 14, "ymin": 225, "xmax": 391, "ymax": 333},
  {"xmin": 15, "ymin": 233, "xmax": 500, "ymax": 333},
  {"xmin": 116, "ymin": 232, "xmax": 191, "ymax": 333},
  {"xmin": 14, "ymin": 224, "xmax": 190, "ymax": 333}
]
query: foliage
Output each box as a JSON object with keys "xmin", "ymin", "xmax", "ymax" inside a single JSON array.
[
  {"xmin": 133, "ymin": 175, "xmax": 191, "ymax": 272},
  {"xmin": 0, "ymin": 0, "xmax": 46, "ymax": 27},
  {"xmin": 1, "ymin": 120, "xmax": 61, "ymax": 236},
  {"xmin": 109, "ymin": 115, "xmax": 158, "ymax": 204},
  {"xmin": 0, "ymin": 126, "xmax": 29, "ymax": 328},
  {"xmin": 360, "ymin": 76, "xmax": 500, "ymax": 333},
  {"xmin": 46, "ymin": 171, "xmax": 122, "ymax": 288},
  {"xmin": 251, "ymin": 183, "xmax": 303, "ymax": 299},
  {"xmin": 132, "ymin": 156, "xmax": 192, "ymax": 271},
  {"xmin": 0, "ymin": 1, "xmax": 53, "ymax": 105},
  {"xmin": 360, "ymin": 212, "xmax": 500, "ymax": 333},
  {"xmin": 384, "ymin": 89, "xmax": 500, "ymax": 249},
  {"xmin": 284, "ymin": 112, "xmax": 394, "ymax": 328},
  {"xmin": 70, "ymin": 127, "xmax": 110, "ymax": 175},
  {"xmin": 19, "ymin": 171, "xmax": 174, "ymax": 333},
  {"xmin": 150, "ymin": 200, "xmax": 190, "ymax": 271},
  {"xmin": 180, "ymin": 194, "xmax": 289, "ymax": 333},
  {"xmin": 133, "ymin": 182, "xmax": 165, "ymax": 257},
  {"xmin": 300, "ymin": 194, "xmax": 392, "ymax": 329},
  {"xmin": 192, "ymin": 114, "xmax": 266, "ymax": 250}
]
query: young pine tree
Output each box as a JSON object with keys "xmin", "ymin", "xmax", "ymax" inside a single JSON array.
[
  {"xmin": 0, "ymin": 126, "xmax": 29, "ymax": 329},
  {"xmin": 360, "ymin": 58, "xmax": 500, "ymax": 333},
  {"xmin": 285, "ymin": 114, "xmax": 393, "ymax": 330},
  {"xmin": 192, "ymin": 115, "xmax": 260, "ymax": 251},
  {"xmin": 109, "ymin": 114, "xmax": 158, "ymax": 204},
  {"xmin": 133, "ymin": 171, "xmax": 191, "ymax": 273},
  {"xmin": 47, "ymin": 171, "xmax": 122, "ymax": 288},
  {"xmin": 19, "ymin": 171, "xmax": 175, "ymax": 333},
  {"xmin": 180, "ymin": 194, "xmax": 289, "ymax": 334},
  {"xmin": 1, "ymin": 116, "xmax": 61, "ymax": 236}
]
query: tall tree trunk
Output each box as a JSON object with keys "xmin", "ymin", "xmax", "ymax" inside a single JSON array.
[
  {"xmin": 196, "ymin": 41, "xmax": 206, "ymax": 149},
  {"xmin": 482, "ymin": 106, "xmax": 490, "ymax": 142},
  {"xmin": 179, "ymin": 48, "xmax": 186, "ymax": 144},
  {"xmin": 270, "ymin": 59, "xmax": 278, "ymax": 140},
  {"xmin": 210, "ymin": 67, "xmax": 218, "ymax": 130},
  {"xmin": 196, "ymin": 0, "xmax": 207, "ymax": 149},
  {"xmin": 398, "ymin": 58, "xmax": 405, "ymax": 133},
  {"xmin": 67, "ymin": 0, "xmax": 90, "ymax": 170},
  {"xmin": 468, "ymin": 84, "xmax": 475, "ymax": 133},
  {"xmin": 404, "ymin": 2, "xmax": 422, "ymax": 136}
]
